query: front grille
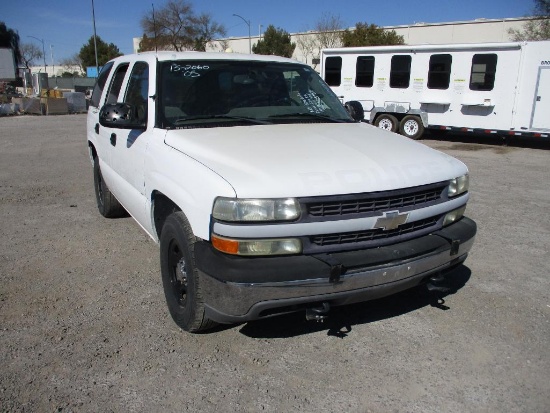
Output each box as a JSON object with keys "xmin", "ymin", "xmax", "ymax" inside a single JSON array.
[
  {"xmin": 310, "ymin": 216, "xmax": 440, "ymax": 247},
  {"xmin": 306, "ymin": 184, "xmax": 445, "ymax": 218}
]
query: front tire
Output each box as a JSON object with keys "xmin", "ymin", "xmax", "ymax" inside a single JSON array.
[
  {"xmin": 159, "ymin": 211, "xmax": 215, "ymax": 333},
  {"xmin": 93, "ymin": 157, "xmax": 126, "ymax": 218},
  {"xmin": 399, "ymin": 115, "xmax": 424, "ymax": 140},
  {"xmin": 374, "ymin": 114, "xmax": 399, "ymax": 132}
]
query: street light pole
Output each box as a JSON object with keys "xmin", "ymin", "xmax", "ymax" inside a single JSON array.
[
  {"xmin": 50, "ymin": 45, "xmax": 55, "ymax": 76},
  {"xmin": 28, "ymin": 35, "xmax": 47, "ymax": 73},
  {"xmin": 233, "ymin": 14, "xmax": 251, "ymax": 54}
]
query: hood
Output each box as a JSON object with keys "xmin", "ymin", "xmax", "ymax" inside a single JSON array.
[{"xmin": 164, "ymin": 123, "xmax": 467, "ymax": 198}]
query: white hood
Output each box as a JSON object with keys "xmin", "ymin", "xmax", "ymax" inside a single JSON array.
[{"xmin": 164, "ymin": 123, "xmax": 467, "ymax": 198}]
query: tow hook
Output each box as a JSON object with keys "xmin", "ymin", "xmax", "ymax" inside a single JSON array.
[
  {"xmin": 305, "ymin": 302, "xmax": 330, "ymax": 322},
  {"xmin": 426, "ymin": 273, "xmax": 451, "ymax": 294}
]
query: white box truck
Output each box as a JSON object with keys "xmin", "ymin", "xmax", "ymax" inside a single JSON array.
[{"xmin": 321, "ymin": 41, "xmax": 550, "ymax": 140}]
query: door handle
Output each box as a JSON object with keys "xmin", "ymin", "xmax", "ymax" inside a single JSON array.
[
  {"xmin": 95, "ymin": 123, "xmax": 99, "ymax": 134},
  {"xmin": 536, "ymin": 96, "xmax": 541, "ymax": 101},
  {"xmin": 110, "ymin": 133, "xmax": 117, "ymax": 146}
]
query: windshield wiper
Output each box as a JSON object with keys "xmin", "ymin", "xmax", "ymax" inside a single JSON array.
[
  {"xmin": 173, "ymin": 115, "xmax": 271, "ymax": 125},
  {"xmin": 266, "ymin": 112, "xmax": 350, "ymax": 123}
]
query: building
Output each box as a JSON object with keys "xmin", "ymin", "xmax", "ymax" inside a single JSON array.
[{"xmin": 133, "ymin": 17, "xmax": 533, "ymax": 66}]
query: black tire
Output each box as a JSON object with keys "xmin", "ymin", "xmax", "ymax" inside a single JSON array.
[
  {"xmin": 159, "ymin": 211, "xmax": 215, "ymax": 333},
  {"xmin": 374, "ymin": 114, "xmax": 399, "ymax": 132},
  {"xmin": 399, "ymin": 115, "xmax": 425, "ymax": 140},
  {"xmin": 344, "ymin": 101, "xmax": 365, "ymax": 121},
  {"xmin": 93, "ymin": 157, "xmax": 126, "ymax": 218}
]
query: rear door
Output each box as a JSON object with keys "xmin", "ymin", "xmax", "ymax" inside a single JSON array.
[{"xmin": 531, "ymin": 66, "xmax": 550, "ymax": 130}]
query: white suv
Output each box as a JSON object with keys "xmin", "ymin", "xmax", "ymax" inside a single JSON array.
[{"xmin": 87, "ymin": 51, "xmax": 476, "ymax": 332}]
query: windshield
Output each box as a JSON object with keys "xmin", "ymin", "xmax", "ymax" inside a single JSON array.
[{"xmin": 158, "ymin": 60, "xmax": 352, "ymax": 128}]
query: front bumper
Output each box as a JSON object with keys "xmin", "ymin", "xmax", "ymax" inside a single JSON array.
[{"xmin": 196, "ymin": 217, "xmax": 476, "ymax": 324}]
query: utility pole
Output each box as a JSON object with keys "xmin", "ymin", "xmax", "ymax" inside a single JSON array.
[{"xmin": 91, "ymin": 0, "xmax": 99, "ymax": 77}]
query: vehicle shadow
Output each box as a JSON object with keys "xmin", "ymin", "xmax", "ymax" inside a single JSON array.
[{"xmin": 238, "ymin": 265, "xmax": 471, "ymax": 339}]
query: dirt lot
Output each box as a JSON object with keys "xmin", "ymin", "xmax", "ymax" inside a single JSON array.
[{"xmin": 1, "ymin": 114, "xmax": 549, "ymax": 412}]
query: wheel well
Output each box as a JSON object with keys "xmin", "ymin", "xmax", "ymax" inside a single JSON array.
[
  {"xmin": 152, "ymin": 191, "xmax": 181, "ymax": 239},
  {"xmin": 375, "ymin": 112, "xmax": 405, "ymax": 122}
]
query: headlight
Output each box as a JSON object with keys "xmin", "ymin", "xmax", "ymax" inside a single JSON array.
[
  {"xmin": 448, "ymin": 174, "xmax": 469, "ymax": 197},
  {"xmin": 212, "ymin": 197, "xmax": 301, "ymax": 222},
  {"xmin": 211, "ymin": 234, "xmax": 302, "ymax": 256},
  {"xmin": 443, "ymin": 205, "xmax": 466, "ymax": 227}
]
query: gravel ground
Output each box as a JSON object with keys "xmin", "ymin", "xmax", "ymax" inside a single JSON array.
[{"xmin": 1, "ymin": 114, "xmax": 549, "ymax": 413}]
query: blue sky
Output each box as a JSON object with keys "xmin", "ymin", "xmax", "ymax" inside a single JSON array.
[{"xmin": 2, "ymin": 0, "xmax": 532, "ymax": 64}]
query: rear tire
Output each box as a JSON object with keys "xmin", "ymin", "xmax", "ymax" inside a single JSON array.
[
  {"xmin": 159, "ymin": 211, "xmax": 215, "ymax": 333},
  {"xmin": 399, "ymin": 115, "xmax": 424, "ymax": 140},
  {"xmin": 374, "ymin": 114, "xmax": 399, "ymax": 132},
  {"xmin": 93, "ymin": 157, "xmax": 126, "ymax": 218}
]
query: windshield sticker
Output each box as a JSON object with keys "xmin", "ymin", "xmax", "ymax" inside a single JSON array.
[
  {"xmin": 298, "ymin": 91, "xmax": 328, "ymax": 114},
  {"xmin": 169, "ymin": 63, "xmax": 210, "ymax": 78}
]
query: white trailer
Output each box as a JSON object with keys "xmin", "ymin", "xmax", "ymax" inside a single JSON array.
[{"xmin": 321, "ymin": 41, "xmax": 550, "ymax": 140}]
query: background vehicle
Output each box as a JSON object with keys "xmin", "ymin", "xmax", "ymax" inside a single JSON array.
[{"xmin": 321, "ymin": 41, "xmax": 550, "ymax": 140}]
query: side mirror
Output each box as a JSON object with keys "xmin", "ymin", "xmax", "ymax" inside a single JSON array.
[
  {"xmin": 344, "ymin": 101, "xmax": 365, "ymax": 122},
  {"xmin": 99, "ymin": 103, "xmax": 146, "ymax": 130}
]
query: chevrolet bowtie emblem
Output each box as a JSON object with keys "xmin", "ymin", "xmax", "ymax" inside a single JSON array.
[{"xmin": 374, "ymin": 211, "xmax": 409, "ymax": 231}]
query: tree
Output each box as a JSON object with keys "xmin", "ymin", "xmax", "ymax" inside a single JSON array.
[
  {"xmin": 79, "ymin": 36, "xmax": 122, "ymax": 68},
  {"xmin": 0, "ymin": 21, "xmax": 21, "ymax": 65},
  {"xmin": 139, "ymin": 0, "xmax": 225, "ymax": 52},
  {"xmin": 252, "ymin": 25, "xmax": 296, "ymax": 58},
  {"xmin": 509, "ymin": 0, "xmax": 550, "ymax": 41},
  {"xmin": 60, "ymin": 53, "xmax": 84, "ymax": 74},
  {"xmin": 341, "ymin": 22, "xmax": 404, "ymax": 47},
  {"xmin": 20, "ymin": 43, "xmax": 43, "ymax": 69},
  {"xmin": 296, "ymin": 13, "xmax": 343, "ymax": 67},
  {"xmin": 192, "ymin": 13, "xmax": 227, "ymax": 51}
]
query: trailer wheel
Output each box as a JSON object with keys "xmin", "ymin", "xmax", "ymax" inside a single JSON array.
[
  {"xmin": 399, "ymin": 115, "xmax": 424, "ymax": 140},
  {"xmin": 374, "ymin": 114, "xmax": 399, "ymax": 132}
]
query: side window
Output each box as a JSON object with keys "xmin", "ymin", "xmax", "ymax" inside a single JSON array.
[
  {"xmin": 390, "ymin": 55, "xmax": 411, "ymax": 88},
  {"xmin": 428, "ymin": 54, "xmax": 452, "ymax": 90},
  {"xmin": 90, "ymin": 61, "xmax": 114, "ymax": 108},
  {"xmin": 324, "ymin": 56, "xmax": 342, "ymax": 86},
  {"xmin": 356, "ymin": 56, "xmax": 375, "ymax": 87},
  {"xmin": 124, "ymin": 62, "xmax": 149, "ymax": 124},
  {"xmin": 105, "ymin": 63, "xmax": 129, "ymax": 104},
  {"xmin": 470, "ymin": 54, "xmax": 497, "ymax": 91}
]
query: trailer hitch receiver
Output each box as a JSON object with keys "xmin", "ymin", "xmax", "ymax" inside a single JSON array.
[{"xmin": 305, "ymin": 302, "xmax": 330, "ymax": 322}]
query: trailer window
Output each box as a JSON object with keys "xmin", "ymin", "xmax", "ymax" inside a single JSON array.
[
  {"xmin": 428, "ymin": 54, "xmax": 452, "ymax": 90},
  {"xmin": 356, "ymin": 56, "xmax": 375, "ymax": 87},
  {"xmin": 470, "ymin": 54, "xmax": 497, "ymax": 91},
  {"xmin": 324, "ymin": 57, "xmax": 342, "ymax": 86},
  {"xmin": 390, "ymin": 55, "xmax": 411, "ymax": 88}
]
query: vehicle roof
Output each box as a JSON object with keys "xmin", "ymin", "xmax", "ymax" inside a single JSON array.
[
  {"xmin": 108, "ymin": 51, "xmax": 301, "ymax": 65},
  {"xmin": 321, "ymin": 40, "xmax": 550, "ymax": 55}
]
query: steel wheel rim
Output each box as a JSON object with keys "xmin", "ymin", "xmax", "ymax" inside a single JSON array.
[
  {"xmin": 379, "ymin": 119, "xmax": 393, "ymax": 130},
  {"xmin": 168, "ymin": 240, "xmax": 187, "ymax": 307},
  {"xmin": 404, "ymin": 120, "xmax": 419, "ymax": 135}
]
